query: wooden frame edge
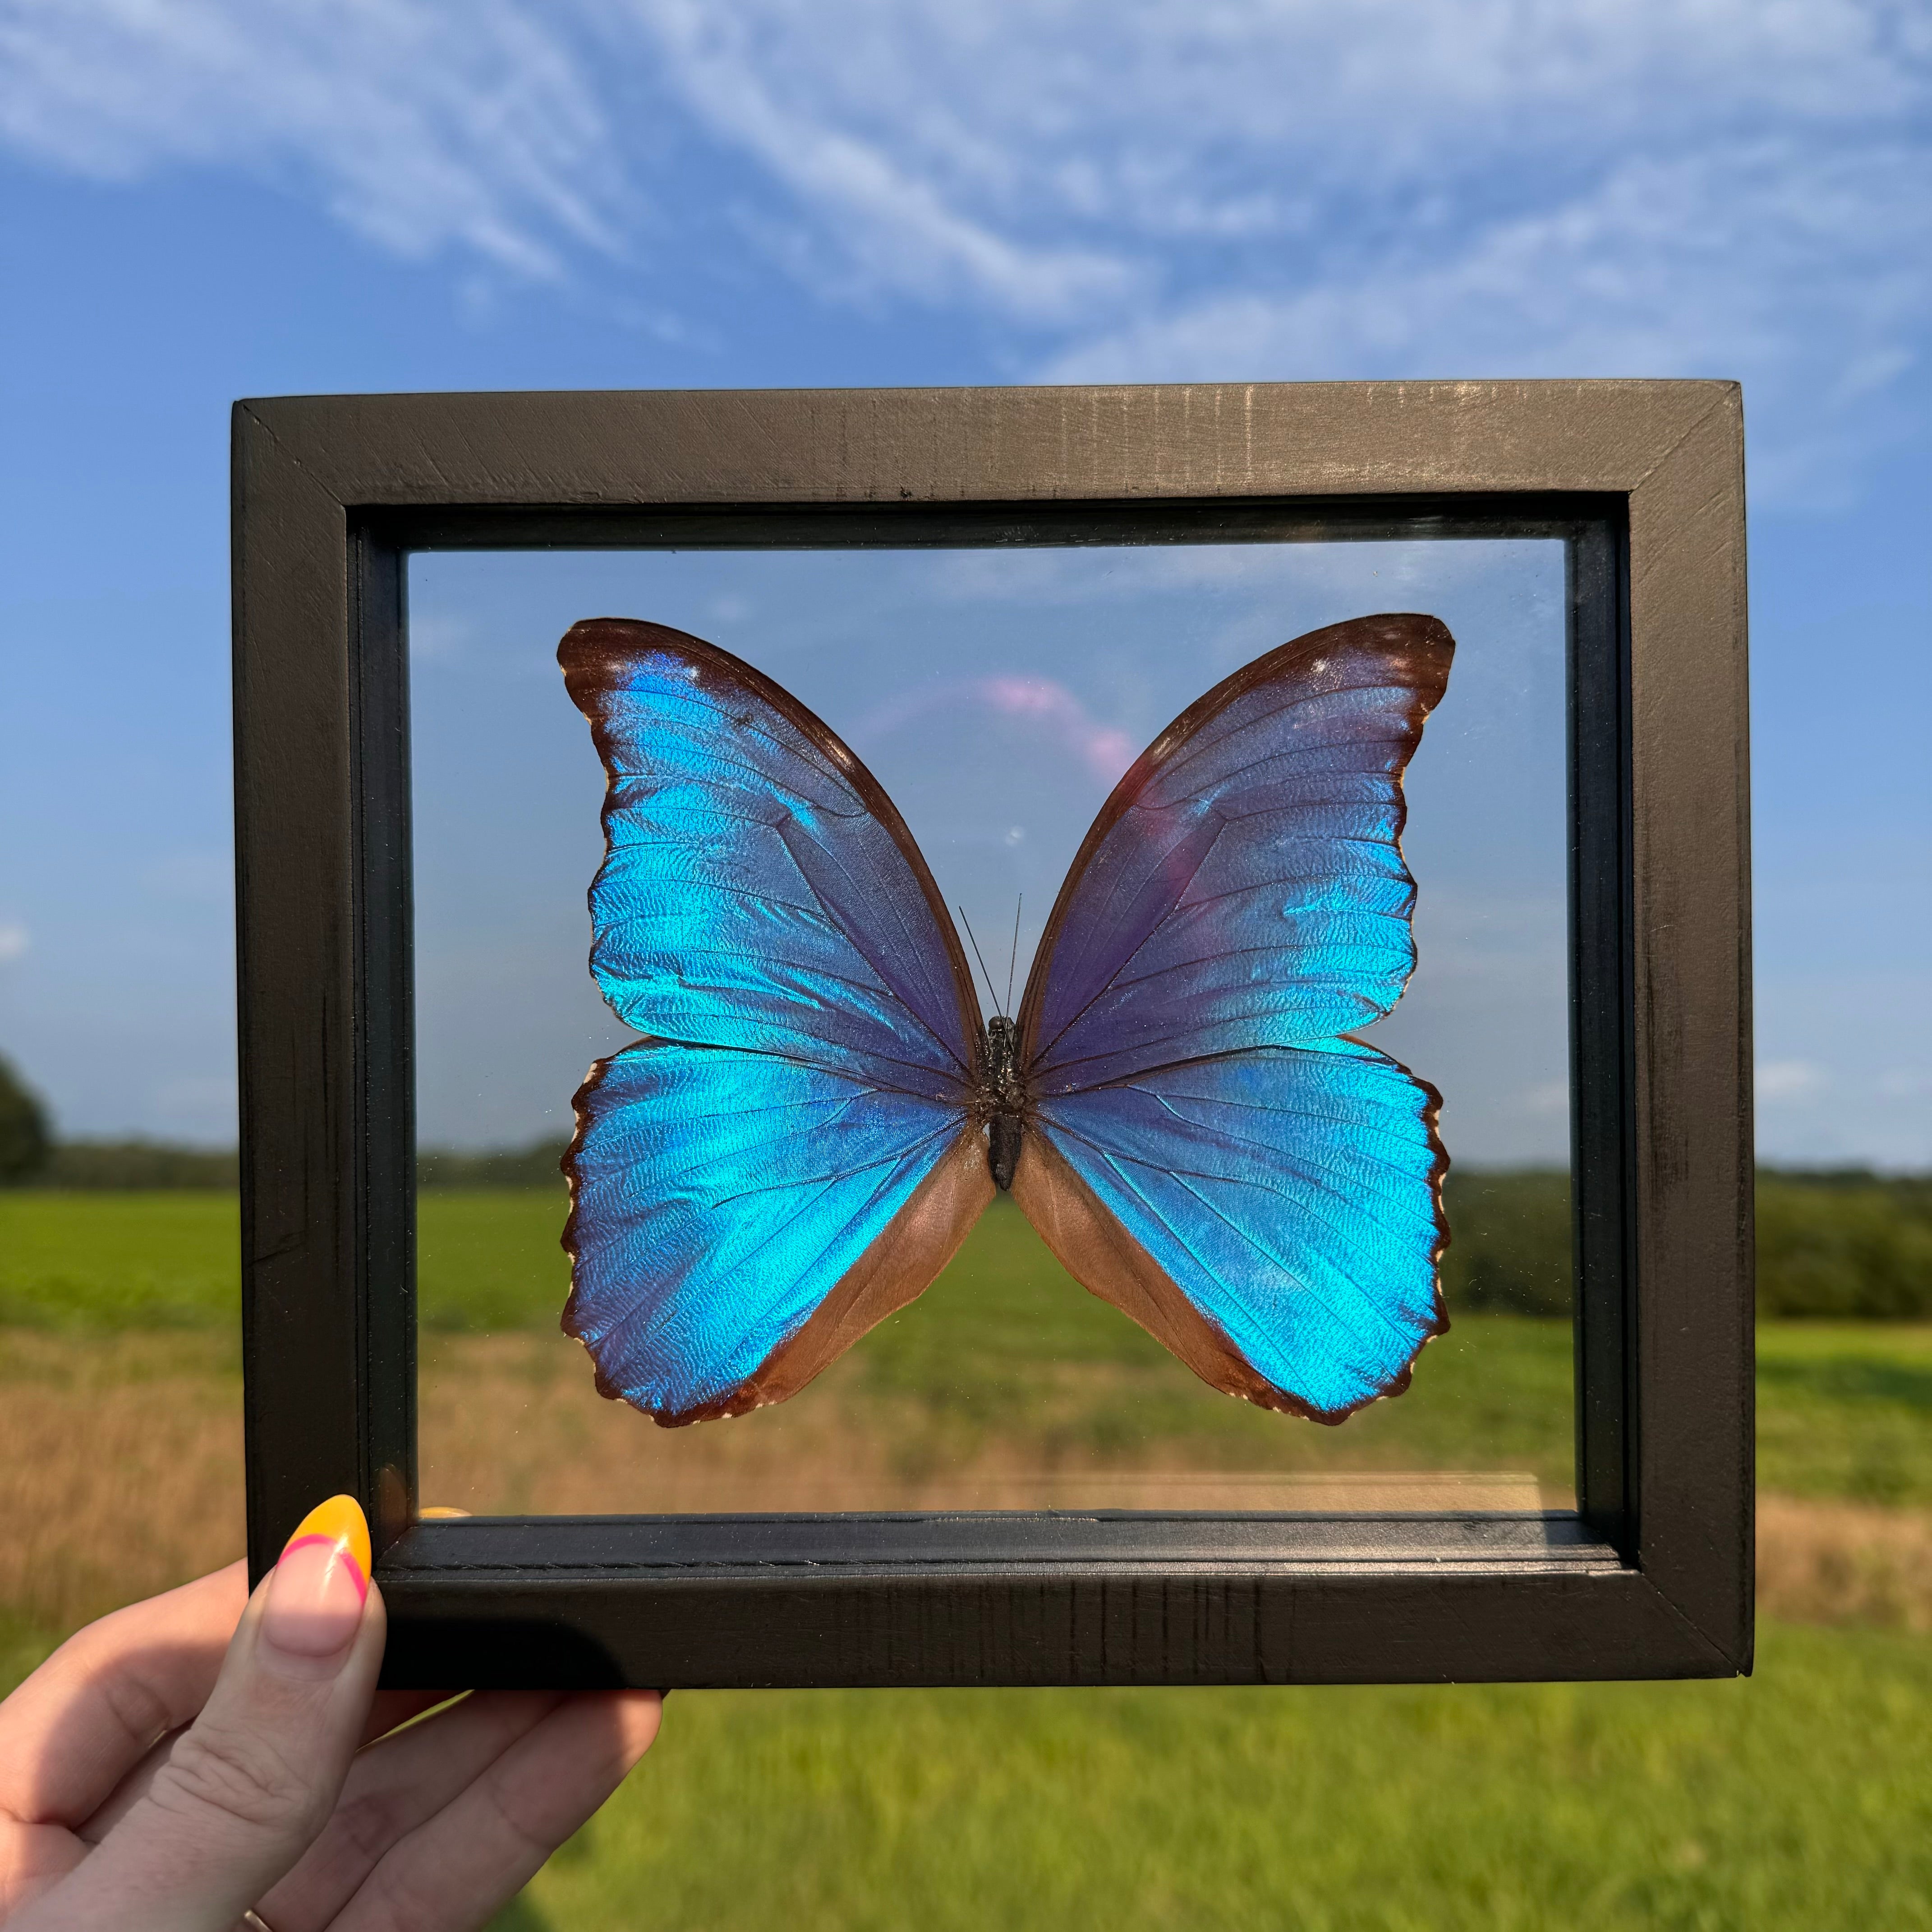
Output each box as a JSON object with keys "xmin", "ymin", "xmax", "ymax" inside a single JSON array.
[{"xmin": 231, "ymin": 380, "xmax": 1753, "ymax": 1684}]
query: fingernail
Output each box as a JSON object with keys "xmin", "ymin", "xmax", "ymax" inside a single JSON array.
[{"xmin": 262, "ymin": 1495, "xmax": 372, "ymax": 1658}]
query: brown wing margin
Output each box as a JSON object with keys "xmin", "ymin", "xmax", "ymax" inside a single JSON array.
[
  {"xmin": 1006, "ymin": 612, "xmax": 1454, "ymax": 1422},
  {"xmin": 557, "ymin": 616, "xmax": 985, "ymax": 1075},
  {"xmin": 1007, "ymin": 1132, "xmax": 1306, "ymax": 1415},
  {"xmin": 632, "ymin": 1121, "xmax": 995, "ymax": 1427},
  {"xmin": 1009, "ymin": 1073, "xmax": 1450, "ymax": 1426},
  {"xmin": 1014, "ymin": 612, "xmax": 1457, "ymax": 1057}
]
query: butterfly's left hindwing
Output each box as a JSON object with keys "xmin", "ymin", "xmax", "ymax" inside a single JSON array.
[
  {"xmin": 558, "ymin": 620, "xmax": 990, "ymax": 1424},
  {"xmin": 566, "ymin": 1043, "xmax": 988, "ymax": 1421}
]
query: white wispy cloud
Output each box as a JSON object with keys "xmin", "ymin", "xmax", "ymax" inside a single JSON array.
[
  {"xmin": 4, "ymin": 0, "xmax": 1929, "ymax": 490},
  {"xmin": 616, "ymin": 0, "xmax": 1134, "ymax": 319},
  {"xmin": 1046, "ymin": 139, "xmax": 1932, "ymax": 502},
  {"xmin": 0, "ymin": 0, "xmax": 626, "ymax": 274},
  {"xmin": 1758, "ymin": 1058, "xmax": 1830, "ymax": 1103}
]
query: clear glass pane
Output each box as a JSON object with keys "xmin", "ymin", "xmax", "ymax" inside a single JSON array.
[{"xmin": 409, "ymin": 538, "xmax": 1573, "ymax": 1516}]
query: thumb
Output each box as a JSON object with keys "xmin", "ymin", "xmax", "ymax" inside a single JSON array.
[{"xmin": 32, "ymin": 1498, "xmax": 386, "ymax": 1932}]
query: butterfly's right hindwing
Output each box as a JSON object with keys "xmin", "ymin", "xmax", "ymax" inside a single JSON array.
[{"xmin": 1018, "ymin": 1039, "xmax": 1447, "ymax": 1422}]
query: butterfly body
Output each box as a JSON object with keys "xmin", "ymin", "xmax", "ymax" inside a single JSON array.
[
  {"xmin": 979, "ymin": 1014, "xmax": 1028, "ymax": 1190},
  {"xmin": 557, "ymin": 612, "xmax": 1455, "ymax": 1430}
]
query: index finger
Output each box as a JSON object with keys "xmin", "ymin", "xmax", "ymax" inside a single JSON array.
[{"xmin": 0, "ymin": 1562, "xmax": 248, "ymax": 1830}]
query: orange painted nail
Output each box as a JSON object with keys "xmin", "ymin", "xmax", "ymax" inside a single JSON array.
[{"xmin": 262, "ymin": 1495, "xmax": 372, "ymax": 1657}]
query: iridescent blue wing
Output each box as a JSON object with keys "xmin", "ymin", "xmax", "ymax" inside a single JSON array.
[
  {"xmin": 1017, "ymin": 1040, "xmax": 1448, "ymax": 1421},
  {"xmin": 1012, "ymin": 614, "xmax": 1454, "ymax": 1421},
  {"xmin": 557, "ymin": 620, "xmax": 992, "ymax": 1424}
]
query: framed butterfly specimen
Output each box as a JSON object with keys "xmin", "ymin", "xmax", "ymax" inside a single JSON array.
[
  {"xmin": 231, "ymin": 380, "xmax": 1753, "ymax": 1688},
  {"xmin": 557, "ymin": 613, "xmax": 1454, "ymax": 1431}
]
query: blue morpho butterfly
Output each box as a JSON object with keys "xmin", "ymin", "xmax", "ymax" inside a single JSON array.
[{"xmin": 557, "ymin": 611, "xmax": 1454, "ymax": 1429}]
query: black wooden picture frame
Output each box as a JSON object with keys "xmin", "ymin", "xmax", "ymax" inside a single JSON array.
[{"xmin": 231, "ymin": 381, "xmax": 1752, "ymax": 1688}]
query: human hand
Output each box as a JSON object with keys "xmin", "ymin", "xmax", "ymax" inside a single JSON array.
[{"xmin": 0, "ymin": 1498, "xmax": 661, "ymax": 1931}]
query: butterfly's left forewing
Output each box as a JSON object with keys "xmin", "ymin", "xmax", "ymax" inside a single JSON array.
[
  {"xmin": 558, "ymin": 620, "xmax": 992, "ymax": 1424},
  {"xmin": 1013, "ymin": 614, "xmax": 1454, "ymax": 1421}
]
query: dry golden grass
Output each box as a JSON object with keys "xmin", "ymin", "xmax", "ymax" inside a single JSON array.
[
  {"xmin": 1757, "ymin": 1492, "xmax": 1932, "ymax": 1635},
  {"xmin": 417, "ymin": 1332, "xmax": 1549, "ymax": 1514},
  {"xmin": 0, "ymin": 1331, "xmax": 244, "ymax": 1628},
  {"xmin": 2, "ymin": 1330, "xmax": 1927, "ymax": 1640}
]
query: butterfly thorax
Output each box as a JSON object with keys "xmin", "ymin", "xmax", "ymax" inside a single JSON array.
[{"xmin": 979, "ymin": 1014, "xmax": 1030, "ymax": 1192}]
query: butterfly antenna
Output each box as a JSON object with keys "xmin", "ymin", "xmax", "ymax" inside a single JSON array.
[
  {"xmin": 1005, "ymin": 894, "xmax": 1022, "ymax": 1013},
  {"xmin": 957, "ymin": 906, "xmax": 1001, "ymax": 1012}
]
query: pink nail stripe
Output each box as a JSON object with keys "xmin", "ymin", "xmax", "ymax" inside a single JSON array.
[{"xmin": 280, "ymin": 1532, "xmax": 371, "ymax": 1603}]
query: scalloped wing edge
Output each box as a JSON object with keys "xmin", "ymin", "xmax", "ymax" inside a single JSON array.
[{"xmin": 1010, "ymin": 1099, "xmax": 1450, "ymax": 1426}]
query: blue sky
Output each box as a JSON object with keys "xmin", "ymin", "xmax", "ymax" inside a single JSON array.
[{"xmin": 1, "ymin": 0, "xmax": 1928, "ymax": 1164}]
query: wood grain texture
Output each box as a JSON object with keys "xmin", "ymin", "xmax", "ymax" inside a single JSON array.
[
  {"xmin": 1624, "ymin": 387, "xmax": 1754, "ymax": 1670},
  {"xmin": 239, "ymin": 381, "xmax": 1730, "ymax": 508},
  {"xmin": 1566, "ymin": 521, "xmax": 1637, "ymax": 1560},
  {"xmin": 232, "ymin": 403, "xmax": 368, "ymax": 1580},
  {"xmin": 375, "ymin": 1516, "xmax": 1722, "ymax": 1689}
]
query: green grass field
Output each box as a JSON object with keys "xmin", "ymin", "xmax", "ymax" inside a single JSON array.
[
  {"xmin": 3, "ymin": 1612, "xmax": 1924, "ymax": 1932},
  {"xmin": 5, "ymin": 1187, "xmax": 1930, "ymax": 1504},
  {"xmin": 4, "ymin": 1188, "xmax": 1931, "ymax": 1932},
  {"xmin": 0, "ymin": 1187, "xmax": 570, "ymax": 1334},
  {"xmin": 493, "ymin": 1620, "xmax": 1932, "ymax": 1932},
  {"xmin": 0, "ymin": 1190, "xmax": 1924, "ymax": 1932}
]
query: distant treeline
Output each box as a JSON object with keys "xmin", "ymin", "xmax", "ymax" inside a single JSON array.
[
  {"xmin": 1443, "ymin": 1169, "xmax": 1932, "ymax": 1320},
  {"xmin": 416, "ymin": 1141, "xmax": 570, "ymax": 1189},
  {"xmin": 32, "ymin": 1140, "xmax": 244, "ymax": 1188},
  {"xmin": 7, "ymin": 1138, "xmax": 1932, "ymax": 1320},
  {"xmin": 18, "ymin": 1137, "xmax": 566, "ymax": 1191}
]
